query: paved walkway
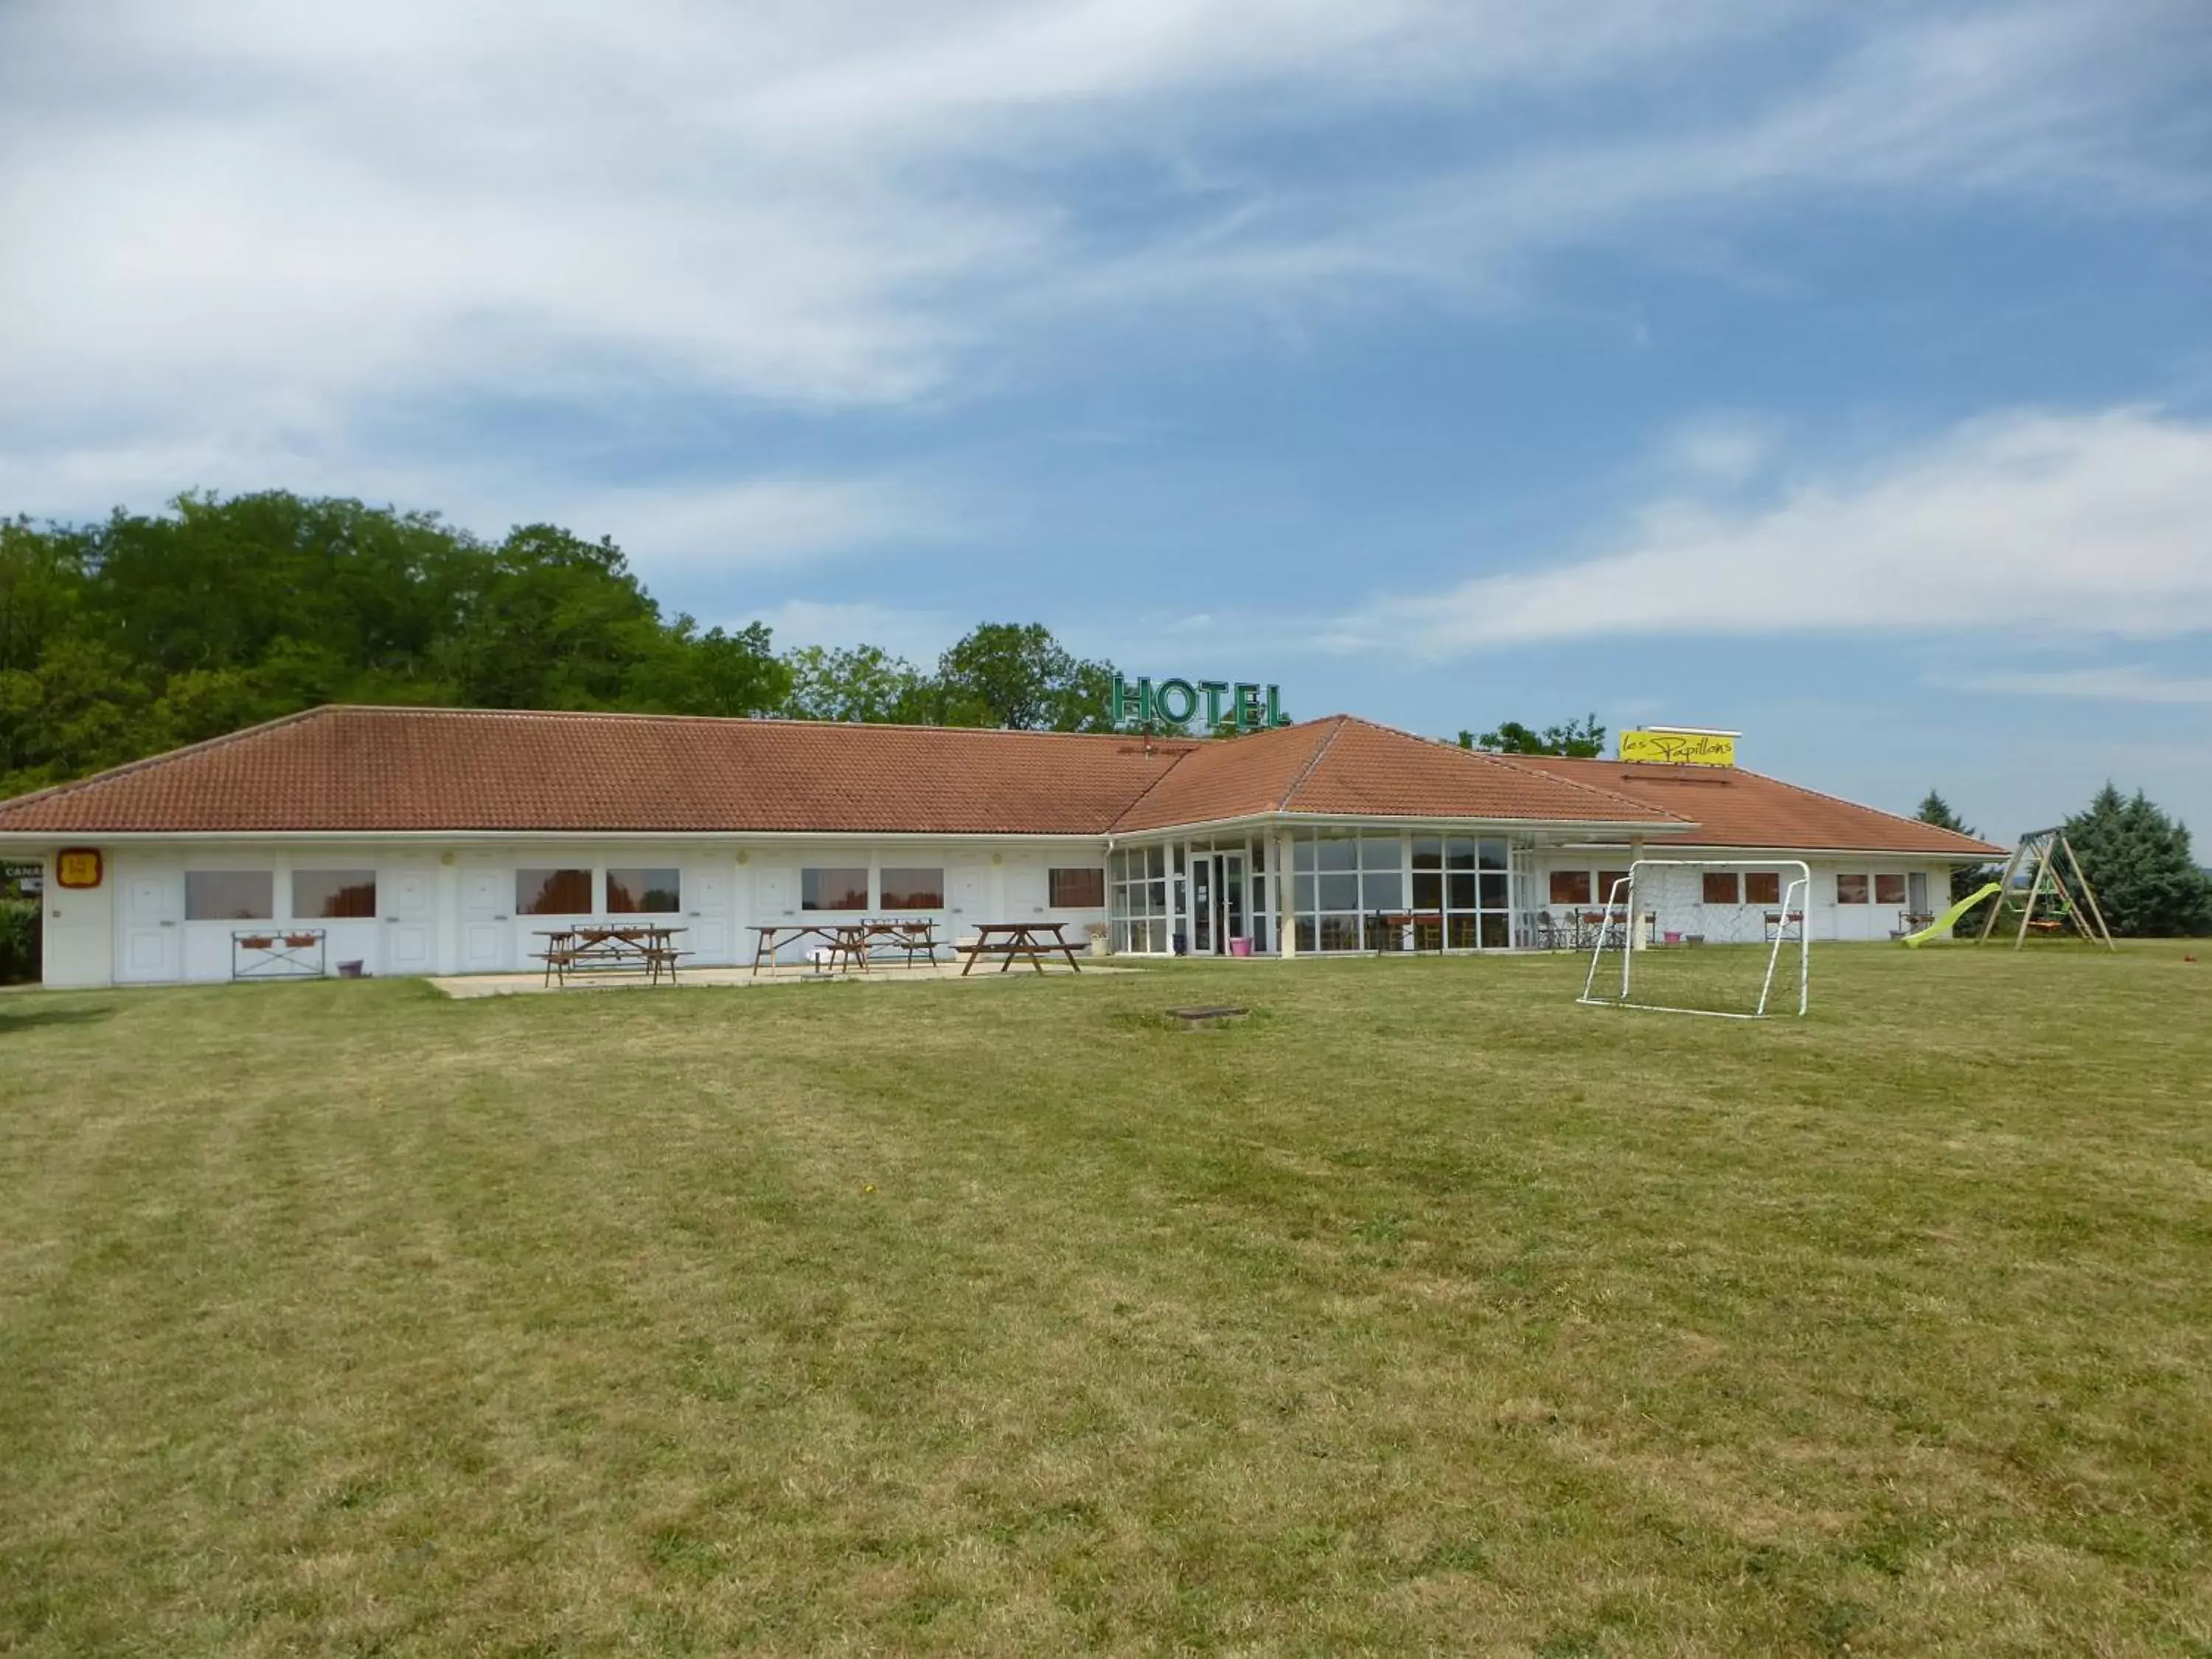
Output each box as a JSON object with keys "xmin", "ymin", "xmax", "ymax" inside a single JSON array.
[{"xmin": 430, "ymin": 959, "xmax": 1135, "ymax": 999}]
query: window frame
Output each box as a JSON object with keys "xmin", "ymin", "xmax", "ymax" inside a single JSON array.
[
  {"xmin": 1835, "ymin": 873, "xmax": 1871, "ymax": 905},
  {"xmin": 291, "ymin": 869, "xmax": 378, "ymax": 919},
  {"xmin": 879, "ymin": 866, "xmax": 946, "ymax": 911},
  {"xmin": 517, "ymin": 868, "xmax": 594, "ymax": 917},
  {"xmin": 606, "ymin": 866, "xmax": 682, "ymax": 915},
  {"xmin": 1047, "ymin": 866, "xmax": 1105, "ymax": 908},
  {"xmin": 800, "ymin": 866, "xmax": 869, "ymax": 913},
  {"xmin": 185, "ymin": 869, "xmax": 274, "ymax": 922}
]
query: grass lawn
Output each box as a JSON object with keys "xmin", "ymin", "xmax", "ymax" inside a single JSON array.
[{"xmin": 2, "ymin": 945, "xmax": 2208, "ymax": 1656}]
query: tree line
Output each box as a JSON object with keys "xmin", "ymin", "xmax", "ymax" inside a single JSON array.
[{"xmin": 0, "ymin": 492, "xmax": 1124, "ymax": 800}]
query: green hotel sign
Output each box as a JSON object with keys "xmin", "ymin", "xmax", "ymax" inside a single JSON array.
[{"xmin": 1112, "ymin": 675, "xmax": 1289, "ymax": 732}]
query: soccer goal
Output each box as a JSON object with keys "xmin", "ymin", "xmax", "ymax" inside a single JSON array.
[{"xmin": 1578, "ymin": 859, "xmax": 1811, "ymax": 1018}]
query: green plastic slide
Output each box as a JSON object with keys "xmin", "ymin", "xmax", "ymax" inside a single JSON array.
[{"xmin": 1899, "ymin": 882, "xmax": 2003, "ymax": 947}]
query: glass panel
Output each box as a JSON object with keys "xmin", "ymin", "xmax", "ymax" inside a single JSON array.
[
  {"xmin": 1875, "ymin": 874, "xmax": 1907, "ymax": 905},
  {"xmin": 1293, "ymin": 835, "xmax": 1317, "ymax": 872},
  {"xmin": 608, "ymin": 867, "xmax": 681, "ymax": 913},
  {"xmin": 1048, "ymin": 868, "xmax": 1105, "ymax": 907},
  {"xmin": 1318, "ymin": 872, "xmax": 1358, "ymax": 911},
  {"xmin": 1702, "ymin": 872, "xmax": 1741, "ymax": 905},
  {"xmin": 1595, "ymin": 871, "xmax": 1630, "ymax": 907},
  {"xmin": 1362, "ymin": 869, "xmax": 1403, "ymax": 910},
  {"xmin": 1837, "ymin": 874, "xmax": 1870, "ymax": 905},
  {"xmin": 1359, "ymin": 836, "xmax": 1399, "ymax": 871},
  {"xmin": 1173, "ymin": 845, "xmax": 1186, "ymax": 874},
  {"xmin": 1745, "ymin": 871, "xmax": 1782, "ymax": 905},
  {"xmin": 1447, "ymin": 837, "xmax": 1478, "ymax": 870},
  {"xmin": 292, "ymin": 869, "xmax": 375, "ymax": 919},
  {"xmin": 1295, "ymin": 917, "xmax": 1317, "ymax": 952},
  {"xmin": 517, "ymin": 868, "xmax": 592, "ymax": 915},
  {"xmin": 1413, "ymin": 872, "xmax": 1442, "ymax": 909},
  {"xmin": 1413, "ymin": 836, "xmax": 1443, "ymax": 870},
  {"xmin": 1148, "ymin": 880, "xmax": 1167, "ymax": 911},
  {"xmin": 1448, "ymin": 872, "xmax": 1476, "ymax": 911},
  {"xmin": 1480, "ymin": 914, "xmax": 1509, "ymax": 949},
  {"xmin": 1479, "ymin": 838, "xmax": 1509, "ymax": 870},
  {"xmin": 1447, "ymin": 914, "xmax": 1476, "ymax": 950},
  {"xmin": 1482, "ymin": 871, "xmax": 1510, "ymax": 910},
  {"xmin": 1250, "ymin": 839, "xmax": 1265, "ymax": 873},
  {"xmin": 1548, "ymin": 870, "xmax": 1593, "ymax": 905},
  {"xmin": 1318, "ymin": 914, "xmax": 1363, "ymax": 952},
  {"xmin": 1295, "ymin": 874, "xmax": 1315, "ymax": 911},
  {"xmin": 1147, "ymin": 846, "xmax": 1166, "ymax": 878},
  {"xmin": 187, "ymin": 870, "xmax": 274, "ymax": 921},
  {"xmin": 1317, "ymin": 835, "xmax": 1357, "ymax": 872},
  {"xmin": 801, "ymin": 867, "xmax": 869, "ymax": 911},
  {"xmin": 1147, "ymin": 919, "xmax": 1168, "ymax": 953},
  {"xmin": 877, "ymin": 867, "xmax": 944, "ymax": 909}
]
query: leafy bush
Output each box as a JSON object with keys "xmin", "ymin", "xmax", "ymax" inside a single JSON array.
[{"xmin": 0, "ymin": 899, "xmax": 38, "ymax": 984}]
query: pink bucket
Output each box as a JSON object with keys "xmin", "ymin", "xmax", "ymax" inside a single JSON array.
[{"xmin": 1228, "ymin": 938, "xmax": 1253, "ymax": 958}]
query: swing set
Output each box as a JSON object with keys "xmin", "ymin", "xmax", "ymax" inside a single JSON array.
[{"xmin": 1974, "ymin": 827, "xmax": 2116, "ymax": 950}]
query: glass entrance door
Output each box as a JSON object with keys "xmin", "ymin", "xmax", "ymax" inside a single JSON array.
[
  {"xmin": 1191, "ymin": 856, "xmax": 1212, "ymax": 953},
  {"xmin": 1219, "ymin": 853, "xmax": 1245, "ymax": 949}
]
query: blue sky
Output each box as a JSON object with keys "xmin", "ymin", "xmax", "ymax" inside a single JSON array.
[{"xmin": 3, "ymin": 1, "xmax": 2209, "ymax": 841}]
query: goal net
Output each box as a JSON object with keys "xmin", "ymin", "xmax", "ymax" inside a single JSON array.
[{"xmin": 1578, "ymin": 859, "xmax": 1810, "ymax": 1018}]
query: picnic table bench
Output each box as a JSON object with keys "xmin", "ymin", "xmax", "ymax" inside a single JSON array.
[
  {"xmin": 749, "ymin": 919, "xmax": 942, "ymax": 975},
  {"xmin": 535, "ymin": 924, "xmax": 689, "ymax": 987},
  {"xmin": 958, "ymin": 921, "xmax": 1083, "ymax": 975}
]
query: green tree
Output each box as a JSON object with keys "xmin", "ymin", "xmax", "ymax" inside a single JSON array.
[
  {"xmin": 1472, "ymin": 713, "xmax": 1607, "ymax": 757},
  {"xmin": 782, "ymin": 644, "xmax": 931, "ymax": 723},
  {"xmin": 2063, "ymin": 785, "xmax": 2212, "ymax": 938},
  {"xmin": 933, "ymin": 623, "xmax": 1118, "ymax": 731},
  {"xmin": 1916, "ymin": 790, "xmax": 2000, "ymax": 908}
]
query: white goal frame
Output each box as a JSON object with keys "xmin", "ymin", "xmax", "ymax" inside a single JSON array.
[{"xmin": 1577, "ymin": 859, "xmax": 1812, "ymax": 1019}]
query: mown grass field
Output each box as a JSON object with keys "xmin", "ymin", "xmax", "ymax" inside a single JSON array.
[{"xmin": 2, "ymin": 945, "xmax": 2208, "ymax": 1656}]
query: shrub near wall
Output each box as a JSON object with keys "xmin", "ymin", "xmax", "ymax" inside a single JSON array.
[{"xmin": 0, "ymin": 900, "xmax": 39, "ymax": 985}]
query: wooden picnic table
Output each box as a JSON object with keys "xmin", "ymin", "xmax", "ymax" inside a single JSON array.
[
  {"xmin": 749, "ymin": 919, "xmax": 946, "ymax": 976},
  {"xmin": 535, "ymin": 923, "xmax": 688, "ymax": 987},
  {"xmin": 959, "ymin": 921, "xmax": 1082, "ymax": 975}
]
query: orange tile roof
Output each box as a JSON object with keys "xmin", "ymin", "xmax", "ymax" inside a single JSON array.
[
  {"xmin": 0, "ymin": 706, "xmax": 1193, "ymax": 837},
  {"xmin": 1113, "ymin": 716, "xmax": 1688, "ymax": 831},
  {"xmin": 1509, "ymin": 754, "xmax": 2007, "ymax": 858},
  {"xmin": 0, "ymin": 706, "xmax": 1990, "ymax": 855}
]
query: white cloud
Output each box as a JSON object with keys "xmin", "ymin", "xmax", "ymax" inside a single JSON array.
[
  {"xmin": 1335, "ymin": 408, "xmax": 2212, "ymax": 653},
  {"xmin": 0, "ymin": 0, "xmax": 2203, "ymax": 540},
  {"xmin": 1950, "ymin": 666, "xmax": 2212, "ymax": 705},
  {"xmin": 754, "ymin": 600, "xmax": 956, "ymax": 661},
  {"xmin": 554, "ymin": 479, "xmax": 949, "ymax": 578}
]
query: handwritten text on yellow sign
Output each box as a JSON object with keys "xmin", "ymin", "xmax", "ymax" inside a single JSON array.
[{"xmin": 1620, "ymin": 730, "xmax": 1736, "ymax": 767}]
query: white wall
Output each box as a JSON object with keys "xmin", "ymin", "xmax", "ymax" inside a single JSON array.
[
  {"xmin": 21, "ymin": 838, "xmax": 1112, "ymax": 985},
  {"xmin": 1531, "ymin": 854, "xmax": 1969, "ymax": 943}
]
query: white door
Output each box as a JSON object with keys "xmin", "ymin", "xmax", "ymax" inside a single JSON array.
[
  {"xmin": 686, "ymin": 863, "xmax": 731, "ymax": 964},
  {"xmin": 383, "ymin": 869, "xmax": 436, "ymax": 974},
  {"xmin": 1004, "ymin": 857, "xmax": 1048, "ymax": 918},
  {"xmin": 949, "ymin": 866, "xmax": 987, "ymax": 925},
  {"xmin": 460, "ymin": 869, "xmax": 510, "ymax": 971},
  {"xmin": 116, "ymin": 866, "xmax": 182, "ymax": 983}
]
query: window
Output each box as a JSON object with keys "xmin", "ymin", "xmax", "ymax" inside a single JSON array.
[
  {"xmin": 1596, "ymin": 871, "xmax": 1631, "ymax": 905},
  {"xmin": 801, "ymin": 867, "xmax": 869, "ymax": 911},
  {"xmin": 880, "ymin": 866, "xmax": 945, "ymax": 910},
  {"xmin": 607, "ymin": 867, "xmax": 681, "ymax": 914},
  {"xmin": 1836, "ymin": 874, "xmax": 1870, "ymax": 905},
  {"xmin": 518, "ymin": 868, "xmax": 592, "ymax": 915},
  {"xmin": 1549, "ymin": 870, "xmax": 1592, "ymax": 905},
  {"xmin": 292, "ymin": 869, "xmax": 376, "ymax": 919},
  {"xmin": 186, "ymin": 870, "xmax": 273, "ymax": 920},
  {"xmin": 1744, "ymin": 871, "xmax": 1782, "ymax": 905},
  {"xmin": 1048, "ymin": 867, "xmax": 1105, "ymax": 907},
  {"xmin": 1874, "ymin": 874, "xmax": 1907, "ymax": 906},
  {"xmin": 1703, "ymin": 871, "xmax": 1742, "ymax": 905}
]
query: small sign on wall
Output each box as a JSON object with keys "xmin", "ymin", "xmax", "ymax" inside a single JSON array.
[{"xmin": 55, "ymin": 848, "xmax": 103, "ymax": 889}]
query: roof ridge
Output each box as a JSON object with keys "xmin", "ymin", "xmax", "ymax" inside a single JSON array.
[
  {"xmin": 1105, "ymin": 717, "xmax": 1332, "ymax": 832},
  {"xmin": 1343, "ymin": 717, "xmax": 1697, "ymax": 825},
  {"xmin": 1519, "ymin": 754, "xmax": 2005, "ymax": 855},
  {"xmin": 0, "ymin": 703, "xmax": 337, "ymax": 817},
  {"xmin": 307, "ymin": 703, "xmax": 1195, "ymax": 743},
  {"xmin": 1278, "ymin": 715, "xmax": 1353, "ymax": 812}
]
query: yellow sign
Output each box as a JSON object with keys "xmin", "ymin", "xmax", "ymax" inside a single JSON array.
[
  {"xmin": 1621, "ymin": 729, "xmax": 1736, "ymax": 767},
  {"xmin": 55, "ymin": 847, "xmax": 104, "ymax": 888}
]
